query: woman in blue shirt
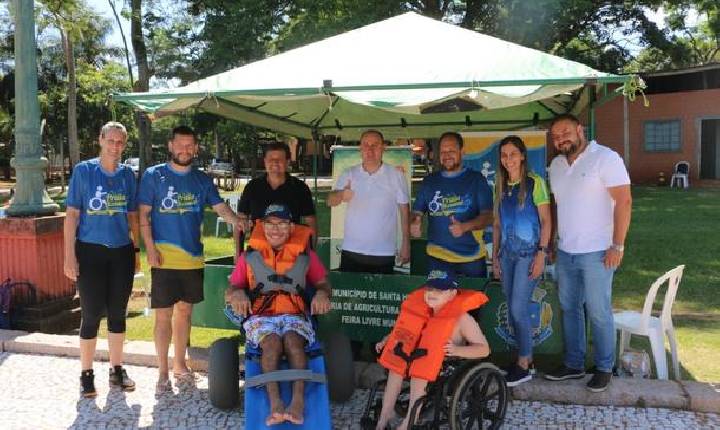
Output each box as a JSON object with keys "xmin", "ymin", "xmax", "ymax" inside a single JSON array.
[
  {"xmin": 63, "ymin": 122, "xmax": 139, "ymax": 398},
  {"xmin": 492, "ymin": 135, "xmax": 551, "ymax": 387}
]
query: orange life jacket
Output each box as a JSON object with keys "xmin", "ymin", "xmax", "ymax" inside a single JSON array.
[
  {"xmin": 378, "ymin": 287, "xmax": 488, "ymax": 381},
  {"xmin": 246, "ymin": 223, "xmax": 313, "ymax": 316}
]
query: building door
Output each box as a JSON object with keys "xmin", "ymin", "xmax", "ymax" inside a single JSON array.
[{"xmin": 700, "ymin": 119, "xmax": 720, "ymax": 179}]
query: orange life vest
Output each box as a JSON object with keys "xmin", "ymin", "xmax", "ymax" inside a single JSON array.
[
  {"xmin": 378, "ymin": 288, "xmax": 488, "ymax": 381},
  {"xmin": 246, "ymin": 223, "xmax": 313, "ymax": 316}
]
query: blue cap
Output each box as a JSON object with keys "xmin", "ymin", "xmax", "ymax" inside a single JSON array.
[
  {"xmin": 425, "ymin": 268, "xmax": 458, "ymax": 290},
  {"xmin": 263, "ymin": 203, "xmax": 293, "ymax": 221}
]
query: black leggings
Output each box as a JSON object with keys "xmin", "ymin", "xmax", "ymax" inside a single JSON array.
[{"xmin": 76, "ymin": 241, "xmax": 134, "ymax": 339}]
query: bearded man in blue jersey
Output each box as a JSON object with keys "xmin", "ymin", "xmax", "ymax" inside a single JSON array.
[
  {"xmin": 138, "ymin": 125, "xmax": 242, "ymax": 390},
  {"xmin": 410, "ymin": 132, "xmax": 493, "ymax": 277}
]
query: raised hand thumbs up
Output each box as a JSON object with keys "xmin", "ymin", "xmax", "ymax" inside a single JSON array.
[
  {"xmin": 448, "ymin": 214, "xmax": 465, "ymax": 238},
  {"xmin": 342, "ymin": 179, "xmax": 354, "ymax": 202}
]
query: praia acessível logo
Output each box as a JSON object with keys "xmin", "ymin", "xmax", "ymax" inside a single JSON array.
[
  {"xmin": 159, "ymin": 186, "xmax": 199, "ymax": 214},
  {"xmin": 427, "ymin": 269, "xmax": 448, "ymax": 281},
  {"xmin": 428, "ymin": 191, "xmax": 472, "ymax": 217},
  {"xmin": 495, "ymin": 286, "xmax": 553, "ymax": 348},
  {"xmin": 87, "ymin": 186, "xmax": 127, "ymax": 215}
]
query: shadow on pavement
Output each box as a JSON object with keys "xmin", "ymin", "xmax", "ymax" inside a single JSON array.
[{"xmin": 68, "ymin": 390, "xmax": 140, "ymax": 429}]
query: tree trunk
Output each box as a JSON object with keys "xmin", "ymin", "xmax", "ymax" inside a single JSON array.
[
  {"xmin": 131, "ymin": 0, "xmax": 153, "ymax": 174},
  {"xmin": 61, "ymin": 28, "xmax": 79, "ymax": 165},
  {"xmin": 108, "ymin": 0, "xmax": 134, "ymax": 85}
]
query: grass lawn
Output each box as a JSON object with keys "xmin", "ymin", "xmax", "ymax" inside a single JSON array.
[
  {"xmin": 6, "ymin": 183, "xmax": 718, "ymax": 381},
  {"xmin": 612, "ymin": 186, "xmax": 720, "ymax": 382}
]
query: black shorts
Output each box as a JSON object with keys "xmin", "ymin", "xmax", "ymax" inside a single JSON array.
[
  {"xmin": 339, "ymin": 250, "xmax": 395, "ymax": 274},
  {"xmin": 151, "ymin": 268, "xmax": 204, "ymax": 308}
]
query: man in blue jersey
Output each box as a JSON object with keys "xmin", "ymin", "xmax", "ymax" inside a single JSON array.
[
  {"xmin": 138, "ymin": 125, "xmax": 241, "ymax": 390},
  {"xmin": 411, "ymin": 132, "xmax": 493, "ymax": 277}
]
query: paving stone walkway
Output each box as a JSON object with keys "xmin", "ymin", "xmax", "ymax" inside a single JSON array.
[{"xmin": 1, "ymin": 352, "xmax": 718, "ymax": 429}]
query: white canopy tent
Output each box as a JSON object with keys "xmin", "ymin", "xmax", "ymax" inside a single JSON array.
[{"xmin": 114, "ymin": 12, "xmax": 629, "ymax": 141}]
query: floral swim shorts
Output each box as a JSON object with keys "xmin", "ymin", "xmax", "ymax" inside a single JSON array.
[{"xmin": 242, "ymin": 314, "xmax": 315, "ymax": 347}]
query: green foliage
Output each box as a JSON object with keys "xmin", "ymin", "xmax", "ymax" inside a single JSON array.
[{"xmin": 626, "ymin": 1, "xmax": 720, "ymax": 72}]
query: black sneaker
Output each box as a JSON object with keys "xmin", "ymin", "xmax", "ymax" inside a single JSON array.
[
  {"xmin": 500, "ymin": 362, "xmax": 536, "ymax": 376},
  {"xmin": 80, "ymin": 369, "xmax": 97, "ymax": 398},
  {"xmin": 586, "ymin": 371, "xmax": 612, "ymax": 392},
  {"xmin": 505, "ymin": 365, "xmax": 532, "ymax": 387},
  {"xmin": 544, "ymin": 365, "xmax": 586, "ymax": 381},
  {"xmin": 109, "ymin": 366, "xmax": 136, "ymax": 392}
]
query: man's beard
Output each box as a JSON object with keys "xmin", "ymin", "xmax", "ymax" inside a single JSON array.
[
  {"xmin": 442, "ymin": 160, "xmax": 461, "ymax": 172},
  {"xmin": 558, "ymin": 140, "xmax": 580, "ymax": 156},
  {"xmin": 171, "ymin": 154, "xmax": 194, "ymax": 166}
]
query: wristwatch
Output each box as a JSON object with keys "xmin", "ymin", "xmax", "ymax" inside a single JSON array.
[
  {"xmin": 610, "ymin": 244, "xmax": 625, "ymax": 252},
  {"xmin": 134, "ymin": 247, "xmax": 141, "ymax": 253},
  {"xmin": 537, "ymin": 245, "xmax": 549, "ymax": 254}
]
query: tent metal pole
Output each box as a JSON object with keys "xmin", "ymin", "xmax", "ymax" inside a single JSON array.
[
  {"xmin": 589, "ymin": 86, "xmax": 597, "ymax": 140},
  {"xmin": 311, "ymin": 128, "xmax": 320, "ymax": 207}
]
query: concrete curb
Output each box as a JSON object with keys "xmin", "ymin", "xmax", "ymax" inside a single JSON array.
[
  {"xmin": 1, "ymin": 329, "xmax": 718, "ymax": 413},
  {"xmin": 0, "ymin": 329, "xmax": 209, "ymax": 372}
]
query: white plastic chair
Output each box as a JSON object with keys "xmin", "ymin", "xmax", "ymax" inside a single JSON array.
[
  {"xmin": 215, "ymin": 194, "xmax": 240, "ymax": 236},
  {"xmin": 614, "ymin": 264, "xmax": 684, "ymax": 380},
  {"xmin": 670, "ymin": 161, "xmax": 690, "ymax": 189}
]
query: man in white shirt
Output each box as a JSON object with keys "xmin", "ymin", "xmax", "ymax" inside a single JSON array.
[
  {"xmin": 328, "ymin": 130, "xmax": 410, "ymax": 274},
  {"xmin": 544, "ymin": 114, "xmax": 632, "ymax": 393}
]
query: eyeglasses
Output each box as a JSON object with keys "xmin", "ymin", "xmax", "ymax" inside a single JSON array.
[{"xmin": 263, "ymin": 220, "xmax": 291, "ymax": 230}]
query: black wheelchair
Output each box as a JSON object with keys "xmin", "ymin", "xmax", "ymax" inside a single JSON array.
[{"xmin": 360, "ymin": 358, "xmax": 509, "ymax": 430}]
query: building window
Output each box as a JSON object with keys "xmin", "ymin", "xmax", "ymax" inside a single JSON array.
[{"xmin": 644, "ymin": 120, "xmax": 681, "ymax": 152}]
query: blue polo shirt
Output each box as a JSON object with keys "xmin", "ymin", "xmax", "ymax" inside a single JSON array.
[
  {"xmin": 413, "ymin": 168, "xmax": 493, "ymax": 262},
  {"xmin": 66, "ymin": 158, "xmax": 137, "ymax": 247},
  {"xmin": 138, "ymin": 163, "xmax": 223, "ymax": 269}
]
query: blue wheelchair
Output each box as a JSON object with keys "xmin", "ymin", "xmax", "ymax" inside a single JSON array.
[{"xmin": 207, "ymin": 301, "xmax": 355, "ymax": 429}]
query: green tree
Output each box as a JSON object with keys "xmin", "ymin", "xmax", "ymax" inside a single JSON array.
[
  {"xmin": 628, "ymin": 1, "xmax": 719, "ymax": 71},
  {"xmin": 38, "ymin": 0, "xmax": 113, "ymax": 165}
]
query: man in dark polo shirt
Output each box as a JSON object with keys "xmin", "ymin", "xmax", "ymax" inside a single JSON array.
[{"xmin": 238, "ymin": 142, "xmax": 317, "ymax": 240}]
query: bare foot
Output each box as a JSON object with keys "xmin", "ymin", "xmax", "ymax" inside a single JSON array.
[
  {"xmin": 266, "ymin": 404, "xmax": 286, "ymax": 426},
  {"xmin": 172, "ymin": 366, "xmax": 193, "ymax": 378},
  {"xmin": 284, "ymin": 399, "xmax": 304, "ymax": 425}
]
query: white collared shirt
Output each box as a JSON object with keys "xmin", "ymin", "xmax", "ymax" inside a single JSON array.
[
  {"xmin": 334, "ymin": 163, "xmax": 410, "ymax": 256},
  {"xmin": 548, "ymin": 141, "xmax": 630, "ymax": 254}
]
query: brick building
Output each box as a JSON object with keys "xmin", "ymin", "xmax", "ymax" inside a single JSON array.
[{"xmin": 593, "ymin": 63, "xmax": 720, "ymax": 184}]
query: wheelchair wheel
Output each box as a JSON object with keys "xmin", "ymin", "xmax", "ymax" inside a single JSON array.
[
  {"xmin": 448, "ymin": 362, "xmax": 508, "ymax": 430},
  {"xmin": 208, "ymin": 337, "xmax": 240, "ymax": 410},
  {"xmin": 323, "ymin": 331, "xmax": 355, "ymax": 402}
]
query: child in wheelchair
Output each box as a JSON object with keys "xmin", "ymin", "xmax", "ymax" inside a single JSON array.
[
  {"xmin": 374, "ymin": 268, "xmax": 490, "ymax": 430},
  {"xmin": 225, "ymin": 204, "xmax": 331, "ymax": 426}
]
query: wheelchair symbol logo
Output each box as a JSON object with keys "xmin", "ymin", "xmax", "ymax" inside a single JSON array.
[
  {"xmin": 428, "ymin": 191, "xmax": 443, "ymax": 213},
  {"xmin": 481, "ymin": 161, "xmax": 496, "ymax": 188},
  {"xmin": 161, "ymin": 186, "xmax": 179, "ymax": 210},
  {"xmin": 495, "ymin": 286, "xmax": 553, "ymax": 348},
  {"xmin": 88, "ymin": 186, "xmax": 108, "ymax": 211}
]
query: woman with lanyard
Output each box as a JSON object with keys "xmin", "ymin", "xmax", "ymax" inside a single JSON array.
[
  {"xmin": 492, "ymin": 135, "xmax": 551, "ymax": 387},
  {"xmin": 64, "ymin": 121, "xmax": 140, "ymax": 398}
]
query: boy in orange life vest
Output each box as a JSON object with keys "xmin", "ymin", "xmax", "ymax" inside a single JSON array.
[
  {"xmin": 374, "ymin": 269, "xmax": 489, "ymax": 430},
  {"xmin": 225, "ymin": 204, "xmax": 331, "ymax": 426}
]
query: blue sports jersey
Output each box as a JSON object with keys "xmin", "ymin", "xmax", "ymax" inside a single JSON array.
[
  {"xmin": 66, "ymin": 158, "xmax": 137, "ymax": 247},
  {"xmin": 498, "ymin": 173, "xmax": 549, "ymax": 256},
  {"xmin": 137, "ymin": 163, "xmax": 223, "ymax": 269},
  {"xmin": 413, "ymin": 168, "xmax": 493, "ymax": 262}
]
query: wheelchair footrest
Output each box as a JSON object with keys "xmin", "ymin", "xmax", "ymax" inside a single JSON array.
[{"xmin": 245, "ymin": 369, "xmax": 327, "ymax": 388}]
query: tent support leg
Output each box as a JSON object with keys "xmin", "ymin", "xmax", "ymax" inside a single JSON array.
[
  {"xmin": 589, "ymin": 87, "xmax": 597, "ymax": 141},
  {"xmin": 311, "ymin": 128, "xmax": 320, "ymax": 207}
]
